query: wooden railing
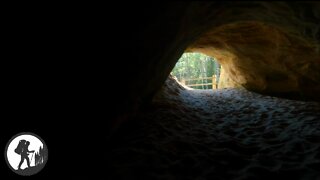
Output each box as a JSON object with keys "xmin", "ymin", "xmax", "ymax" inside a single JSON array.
[{"xmin": 181, "ymin": 75, "xmax": 218, "ymax": 89}]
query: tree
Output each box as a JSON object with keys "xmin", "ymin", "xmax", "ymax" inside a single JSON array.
[{"xmin": 171, "ymin": 53, "xmax": 221, "ymax": 89}]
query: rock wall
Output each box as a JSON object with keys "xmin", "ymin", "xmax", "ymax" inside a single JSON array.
[
  {"xmin": 218, "ymin": 66, "xmax": 239, "ymax": 89},
  {"xmin": 188, "ymin": 20, "xmax": 320, "ymax": 95},
  {"xmin": 110, "ymin": 2, "xmax": 320, "ymax": 132}
]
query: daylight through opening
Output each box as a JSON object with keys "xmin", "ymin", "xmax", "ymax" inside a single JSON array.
[{"xmin": 171, "ymin": 53, "xmax": 221, "ymax": 90}]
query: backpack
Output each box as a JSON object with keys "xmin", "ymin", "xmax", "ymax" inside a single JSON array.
[{"xmin": 14, "ymin": 140, "xmax": 26, "ymax": 155}]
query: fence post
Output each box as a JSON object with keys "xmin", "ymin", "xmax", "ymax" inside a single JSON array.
[
  {"xmin": 212, "ymin": 75, "xmax": 216, "ymax": 89},
  {"xmin": 181, "ymin": 79, "xmax": 186, "ymax": 85}
]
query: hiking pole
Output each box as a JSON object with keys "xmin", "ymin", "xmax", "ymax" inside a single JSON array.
[{"xmin": 30, "ymin": 152, "xmax": 35, "ymax": 165}]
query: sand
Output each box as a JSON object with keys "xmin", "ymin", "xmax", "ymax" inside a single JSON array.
[{"xmin": 108, "ymin": 77, "xmax": 320, "ymax": 180}]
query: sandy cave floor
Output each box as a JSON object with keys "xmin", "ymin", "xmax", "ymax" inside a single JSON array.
[{"xmin": 108, "ymin": 79, "xmax": 320, "ymax": 180}]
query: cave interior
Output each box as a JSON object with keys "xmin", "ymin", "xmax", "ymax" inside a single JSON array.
[{"xmin": 2, "ymin": 2, "xmax": 320, "ymax": 179}]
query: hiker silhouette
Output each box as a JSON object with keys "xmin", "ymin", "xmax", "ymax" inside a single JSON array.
[{"xmin": 17, "ymin": 140, "xmax": 35, "ymax": 170}]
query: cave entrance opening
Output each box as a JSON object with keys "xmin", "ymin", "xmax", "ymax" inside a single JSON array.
[{"xmin": 171, "ymin": 52, "xmax": 221, "ymax": 90}]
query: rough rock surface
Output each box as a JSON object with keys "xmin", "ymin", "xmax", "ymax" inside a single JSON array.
[
  {"xmin": 108, "ymin": 76, "xmax": 320, "ymax": 179},
  {"xmin": 110, "ymin": 2, "xmax": 320, "ymax": 130},
  {"xmin": 218, "ymin": 66, "xmax": 239, "ymax": 88},
  {"xmin": 187, "ymin": 2, "xmax": 320, "ymax": 99}
]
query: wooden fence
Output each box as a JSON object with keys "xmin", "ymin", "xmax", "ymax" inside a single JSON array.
[{"xmin": 181, "ymin": 75, "xmax": 218, "ymax": 89}]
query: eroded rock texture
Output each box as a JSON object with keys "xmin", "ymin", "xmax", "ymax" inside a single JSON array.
[
  {"xmin": 187, "ymin": 3, "xmax": 320, "ymax": 97},
  {"xmin": 108, "ymin": 76, "xmax": 320, "ymax": 179},
  {"xmin": 105, "ymin": 2, "xmax": 320, "ymax": 179},
  {"xmin": 110, "ymin": 1, "xmax": 320, "ymax": 137}
]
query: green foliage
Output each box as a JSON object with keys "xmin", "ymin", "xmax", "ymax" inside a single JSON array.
[{"xmin": 171, "ymin": 53, "xmax": 221, "ymax": 89}]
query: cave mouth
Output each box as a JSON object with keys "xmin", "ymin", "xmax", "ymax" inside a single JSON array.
[
  {"xmin": 108, "ymin": 2, "xmax": 320, "ymax": 179},
  {"xmin": 170, "ymin": 52, "xmax": 221, "ymax": 90},
  {"xmin": 178, "ymin": 19, "xmax": 320, "ymax": 102}
]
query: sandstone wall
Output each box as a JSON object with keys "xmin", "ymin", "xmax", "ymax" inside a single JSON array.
[{"xmin": 110, "ymin": 2, "xmax": 320, "ymax": 131}]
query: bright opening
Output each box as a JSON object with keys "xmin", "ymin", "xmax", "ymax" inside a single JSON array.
[{"xmin": 171, "ymin": 52, "xmax": 221, "ymax": 89}]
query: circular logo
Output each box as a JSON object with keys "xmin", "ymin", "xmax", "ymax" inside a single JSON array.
[{"xmin": 4, "ymin": 132, "xmax": 48, "ymax": 176}]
